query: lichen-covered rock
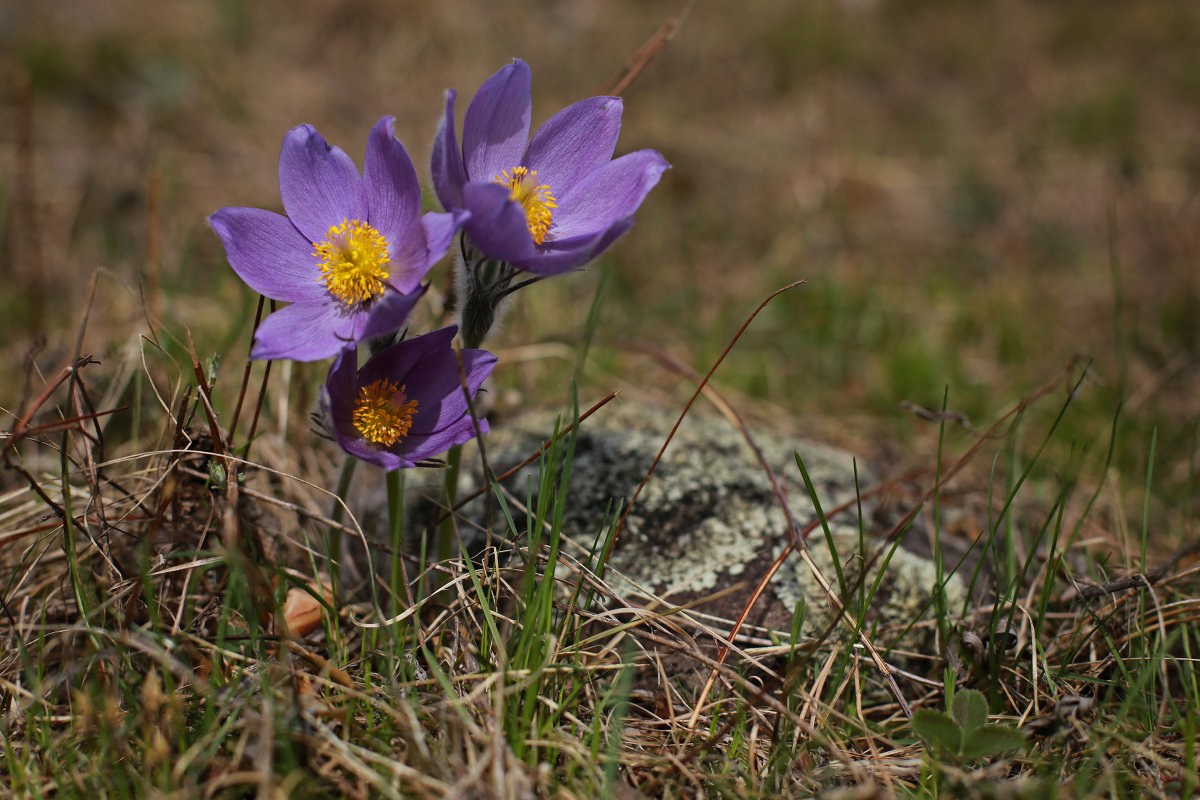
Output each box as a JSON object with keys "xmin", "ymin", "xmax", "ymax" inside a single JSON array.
[{"xmin": 471, "ymin": 403, "xmax": 962, "ymax": 657}]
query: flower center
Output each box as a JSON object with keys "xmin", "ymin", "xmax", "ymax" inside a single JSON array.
[
  {"xmin": 352, "ymin": 378, "xmax": 418, "ymax": 447},
  {"xmin": 492, "ymin": 167, "xmax": 556, "ymax": 245},
  {"xmin": 314, "ymin": 219, "xmax": 391, "ymax": 306}
]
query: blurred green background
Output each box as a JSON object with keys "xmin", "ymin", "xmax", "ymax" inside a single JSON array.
[{"xmin": 3, "ymin": 0, "xmax": 1198, "ymax": 534}]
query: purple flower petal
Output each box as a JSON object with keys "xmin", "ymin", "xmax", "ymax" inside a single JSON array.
[
  {"xmin": 461, "ymin": 182, "xmax": 537, "ymax": 263},
  {"xmin": 463, "ymin": 60, "xmax": 532, "ymax": 183},
  {"xmin": 551, "ymin": 149, "xmax": 670, "ymax": 239},
  {"xmin": 363, "ymin": 117, "xmax": 421, "ymax": 259},
  {"xmin": 278, "ymin": 124, "xmax": 367, "ymax": 244},
  {"xmin": 324, "ymin": 349, "xmax": 358, "ymax": 428},
  {"xmin": 417, "ymin": 209, "xmax": 469, "ymax": 271},
  {"xmin": 355, "ymin": 285, "xmax": 426, "ymax": 342},
  {"xmin": 433, "ymin": 60, "xmax": 667, "ymax": 285},
  {"xmin": 326, "ymin": 351, "xmax": 407, "ymax": 469},
  {"xmin": 523, "ymin": 96, "xmax": 623, "ymax": 196},
  {"xmin": 251, "ymin": 300, "xmax": 357, "ymax": 362},
  {"xmin": 340, "ymin": 436, "xmax": 407, "ymax": 470},
  {"xmin": 432, "ymin": 90, "xmax": 467, "ymax": 211},
  {"xmin": 407, "ymin": 348, "xmax": 497, "ymax": 438},
  {"xmin": 323, "ymin": 327, "xmax": 495, "ymax": 469},
  {"xmin": 404, "ymin": 416, "xmax": 490, "ymax": 462},
  {"xmin": 210, "ymin": 207, "xmax": 326, "ymax": 302},
  {"xmin": 518, "ymin": 216, "xmax": 635, "ymax": 276},
  {"xmin": 358, "ymin": 326, "xmax": 457, "ymax": 388}
]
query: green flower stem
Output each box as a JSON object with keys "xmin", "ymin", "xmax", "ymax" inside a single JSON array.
[
  {"xmin": 439, "ymin": 443, "xmax": 463, "ymax": 570},
  {"xmin": 387, "ymin": 467, "xmax": 408, "ymax": 615},
  {"xmin": 328, "ymin": 455, "xmax": 358, "ymax": 599}
]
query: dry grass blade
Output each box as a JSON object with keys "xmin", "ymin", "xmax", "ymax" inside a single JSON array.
[
  {"xmin": 599, "ymin": 280, "xmax": 804, "ymax": 572},
  {"xmin": 599, "ymin": 3, "xmax": 693, "ymax": 97}
]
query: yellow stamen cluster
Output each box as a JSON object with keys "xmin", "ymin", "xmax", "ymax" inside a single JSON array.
[
  {"xmin": 314, "ymin": 218, "xmax": 391, "ymax": 306},
  {"xmin": 352, "ymin": 379, "xmax": 418, "ymax": 447},
  {"xmin": 492, "ymin": 166, "xmax": 556, "ymax": 245}
]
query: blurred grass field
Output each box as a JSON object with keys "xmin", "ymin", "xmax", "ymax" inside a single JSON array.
[
  {"xmin": 3, "ymin": 1, "xmax": 1200, "ymax": 795},
  {"xmin": 5, "ymin": 1, "xmax": 1198, "ymax": 490}
]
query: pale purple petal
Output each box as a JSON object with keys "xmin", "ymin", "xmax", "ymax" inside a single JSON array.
[
  {"xmin": 363, "ymin": 117, "xmax": 421, "ymax": 253},
  {"xmin": 401, "ymin": 348, "xmax": 492, "ymax": 436},
  {"xmin": 431, "ymin": 90, "xmax": 467, "ymax": 211},
  {"xmin": 463, "ymin": 60, "xmax": 532, "ymax": 183},
  {"xmin": 523, "ymin": 96, "xmax": 623, "ymax": 195},
  {"xmin": 385, "ymin": 233, "xmax": 430, "ymax": 293},
  {"xmin": 209, "ymin": 207, "xmax": 326, "ymax": 302},
  {"xmin": 278, "ymin": 124, "xmax": 367, "ymax": 243},
  {"xmin": 461, "ymin": 182, "xmax": 537, "ymax": 263},
  {"xmin": 251, "ymin": 300, "xmax": 357, "ymax": 362},
  {"xmin": 385, "ymin": 209, "xmax": 467, "ymax": 292},
  {"xmin": 550, "ymin": 150, "xmax": 669, "ymax": 238},
  {"xmin": 355, "ymin": 286, "xmax": 426, "ymax": 341},
  {"xmin": 418, "ymin": 209, "xmax": 469, "ymax": 272},
  {"xmin": 517, "ymin": 217, "xmax": 635, "ymax": 276}
]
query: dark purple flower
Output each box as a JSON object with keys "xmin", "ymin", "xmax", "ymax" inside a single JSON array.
[
  {"xmin": 432, "ymin": 59, "xmax": 669, "ymax": 276},
  {"xmin": 321, "ymin": 326, "xmax": 496, "ymax": 470},
  {"xmin": 211, "ymin": 117, "xmax": 467, "ymax": 362}
]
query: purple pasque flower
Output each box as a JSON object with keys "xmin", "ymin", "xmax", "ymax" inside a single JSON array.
[
  {"xmin": 322, "ymin": 326, "xmax": 497, "ymax": 470},
  {"xmin": 211, "ymin": 117, "xmax": 467, "ymax": 362},
  {"xmin": 432, "ymin": 59, "xmax": 669, "ymax": 277}
]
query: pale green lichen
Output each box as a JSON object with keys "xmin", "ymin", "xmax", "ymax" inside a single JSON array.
[{"xmin": 472, "ymin": 404, "xmax": 964, "ymax": 656}]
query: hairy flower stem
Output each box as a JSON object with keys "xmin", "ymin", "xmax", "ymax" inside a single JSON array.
[
  {"xmin": 328, "ymin": 455, "xmax": 358, "ymax": 599},
  {"xmin": 387, "ymin": 468, "xmax": 407, "ymax": 615},
  {"xmin": 455, "ymin": 235, "xmax": 539, "ymax": 349},
  {"xmin": 439, "ymin": 236, "xmax": 538, "ymax": 584},
  {"xmin": 440, "ymin": 239, "xmax": 517, "ymax": 583}
]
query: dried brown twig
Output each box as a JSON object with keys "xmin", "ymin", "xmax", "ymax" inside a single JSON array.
[
  {"xmin": 1073, "ymin": 538, "xmax": 1200, "ymax": 601},
  {"xmin": 599, "ymin": 3, "xmax": 693, "ymax": 97}
]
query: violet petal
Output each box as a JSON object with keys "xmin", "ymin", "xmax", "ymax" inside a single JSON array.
[
  {"xmin": 355, "ymin": 285, "xmax": 426, "ymax": 342},
  {"xmin": 325, "ymin": 348, "xmax": 358, "ymax": 425},
  {"xmin": 404, "ymin": 417, "xmax": 490, "ymax": 462},
  {"xmin": 363, "ymin": 116, "xmax": 421, "ymax": 259},
  {"xmin": 523, "ymin": 96, "xmax": 623, "ymax": 196},
  {"xmin": 518, "ymin": 216, "xmax": 635, "ymax": 276},
  {"xmin": 418, "ymin": 209, "xmax": 470, "ymax": 273},
  {"xmin": 340, "ymin": 436, "xmax": 407, "ymax": 470},
  {"xmin": 461, "ymin": 181, "xmax": 537, "ymax": 263},
  {"xmin": 251, "ymin": 300, "xmax": 356, "ymax": 362},
  {"xmin": 431, "ymin": 90, "xmax": 468, "ymax": 211},
  {"xmin": 357, "ymin": 326, "xmax": 457, "ymax": 389},
  {"xmin": 210, "ymin": 207, "xmax": 326, "ymax": 302},
  {"xmin": 550, "ymin": 149, "xmax": 670, "ymax": 239},
  {"xmin": 404, "ymin": 347, "xmax": 496, "ymax": 438},
  {"xmin": 462, "ymin": 60, "xmax": 532, "ymax": 183},
  {"xmin": 278, "ymin": 124, "xmax": 367, "ymax": 244}
]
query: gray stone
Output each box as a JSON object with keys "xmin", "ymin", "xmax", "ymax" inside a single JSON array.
[{"xmin": 467, "ymin": 403, "xmax": 962, "ymax": 657}]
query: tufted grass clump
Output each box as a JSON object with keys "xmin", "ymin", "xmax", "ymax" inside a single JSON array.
[{"xmin": 2, "ymin": 280, "xmax": 1198, "ymax": 798}]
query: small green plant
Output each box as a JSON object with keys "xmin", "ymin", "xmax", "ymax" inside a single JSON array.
[{"xmin": 912, "ymin": 688, "xmax": 1027, "ymax": 763}]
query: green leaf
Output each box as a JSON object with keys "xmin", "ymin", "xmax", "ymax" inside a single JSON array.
[
  {"xmin": 959, "ymin": 724, "xmax": 1026, "ymax": 761},
  {"xmin": 912, "ymin": 709, "xmax": 962, "ymax": 754},
  {"xmin": 950, "ymin": 688, "xmax": 989, "ymax": 732},
  {"xmin": 206, "ymin": 353, "xmax": 221, "ymax": 386},
  {"xmin": 207, "ymin": 461, "xmax": 227, "ymax": 490}
]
